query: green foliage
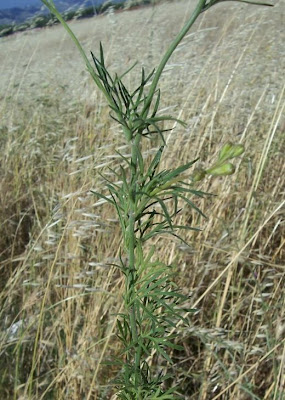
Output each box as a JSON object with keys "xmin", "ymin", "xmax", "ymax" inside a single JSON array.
[
  {"xmin": 0, "ymin": 24, "xmax": 13, "ymax": 37},
  {"xmin": 87, "ymin": 43, "xmax": 207, "ymax": 394},
  {"xmin": 39, "ymin": 0, "xmax": 273, "ymax": 397},
  {"xmin": 89, "ymin": 44, "xmax": 187, "ymax": 143}
]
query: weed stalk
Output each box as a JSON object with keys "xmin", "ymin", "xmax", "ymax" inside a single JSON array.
[{"xmin": 40, "ymin": 0, "xmax": 272, "ymax": 398}]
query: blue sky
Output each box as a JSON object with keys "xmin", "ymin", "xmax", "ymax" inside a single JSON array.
[
  {"xmin": 0, "ymin": 1, "xmax": 102, "ymax": 10},
  {"xmin": 0, "ymin": 1, "xmax": 40, "ymax": 8}
]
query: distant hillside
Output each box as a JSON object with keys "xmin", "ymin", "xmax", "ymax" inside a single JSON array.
[
  {"xmin": 0, "ymin": 1, "xmax": 107, "ymax": 25},
  {"xmin": 0, "ymin": 6, "xmax": 42, "ymax": 25}
]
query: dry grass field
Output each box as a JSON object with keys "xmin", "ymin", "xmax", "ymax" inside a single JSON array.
[{"xmin": 0, "ymin": 0, "xmax": 284, "ymax": 398}]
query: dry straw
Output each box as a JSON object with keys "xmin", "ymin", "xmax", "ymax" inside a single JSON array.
[{"xmin": 3, "ymin": 0, "xmax": 272, "ymax": 398}]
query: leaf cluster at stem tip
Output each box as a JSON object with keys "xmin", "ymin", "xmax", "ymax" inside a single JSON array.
[{"xmin": 90, "ymin": 43, "xmax": 186, "ymax": 143}]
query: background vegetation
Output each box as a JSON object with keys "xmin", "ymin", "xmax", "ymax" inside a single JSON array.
[
  {"xmin": 0, "ymin": 0, "xmax": 284, "ymax": 398},
  {"xmin": 0, "ymin": 0, "xmax": 153, "ymax": 38}
]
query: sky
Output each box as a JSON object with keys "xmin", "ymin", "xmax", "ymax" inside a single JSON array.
[
  {"xmin": 0, "ymin": 1, "xmax": 102, "ymax": 10},
  {"xmin": 0, "ymin": 1, "xmax": 40, "ymax": 8}
]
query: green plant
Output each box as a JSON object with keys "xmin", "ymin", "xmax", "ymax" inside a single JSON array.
[{"xmin": 39, "ymin": 0, "xmax": 272, "ymax": 398}]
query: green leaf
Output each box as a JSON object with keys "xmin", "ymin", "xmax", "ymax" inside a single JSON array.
[
  {"xmin": 118, "ymin": 61, "xmax": 138, "ymax": 81},
  {"xmin": 109, "ymin": 191, "xmax": 126, "ymax": 233},
  {"xmin": 115, "ymin": 150, "xmax": 132, "ymax": 167},
  {"xmin": 137, "ymin": 266, "xmax": 167, "ymax": 286},
  {"xmin": 135, "ymin": 143, "xmax": 144, "ymax": 175},
  {"xmin": 177, "ymin": 193, "xmax": 207, "ymax": 218},
  {"xmin": 163, "ymin": 159, "xmax": 199, "ymax": 182},
  {"xmin": 90, "ymin": 189, "xmax": 115, "ymax": 205},
  {"xmin": 146, "ymin": 120, "xmax": 166, "ymax": 144},
  {"xmin": 139, "ymin": 274, "xmax": 169, "ymax": 295},
  {"xmin": 146, "ymin": 146, "xmax": 165, "ymax": 178},
  {"xmin": 148, "ymin": 115, "xmax": 186, "ymax": 127},
  {"xmin": 171, "ymin": 224, "xmax": 201, "ymax": 232},
  {"xmin": 151, "ymin": 89, "xmax": 161, "ymax": 118},
  {"xmin": 152, "ymin": 342, "xmax": 173, "ymax": 364}
]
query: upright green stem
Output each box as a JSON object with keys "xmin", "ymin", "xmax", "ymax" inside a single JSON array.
[
  {"xmin": 128, "ymin": 208, "xmax": 137, "ymax": 340},
  {"xmin": 126, "ymin": 133, "xmax": 141, "ymax": 384},
  {"xmin": 143, "ymin": 0, "xmax": 207, "ymax": 116},
  {"xmin": 144, "ymin": 0, "xmax": 272, "ymax": 115}
]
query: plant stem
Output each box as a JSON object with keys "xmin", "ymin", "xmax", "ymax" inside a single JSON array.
[
  {"xmin": 126, "ymin": 134, "xmax": 141, "ymax": 384},
  {"xmin": 143, "ymin": 0, "xmax": 207, "ymax": 116}
]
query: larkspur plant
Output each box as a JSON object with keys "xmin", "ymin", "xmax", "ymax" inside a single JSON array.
[{"xmin": 41, "ymin": 0, "xmax": 272, "ymax": 398}]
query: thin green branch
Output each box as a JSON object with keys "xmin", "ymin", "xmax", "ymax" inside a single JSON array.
[{"xmin": 142, "ymin": 0, "xmax": 207, "ymax": 116}]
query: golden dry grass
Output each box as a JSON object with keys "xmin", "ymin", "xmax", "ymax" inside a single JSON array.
[{"xmin": 0, "ymin": 0, "xmax": 284, "ymax": 399}]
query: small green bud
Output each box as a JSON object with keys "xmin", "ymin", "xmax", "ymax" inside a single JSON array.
[
  {"xmin": 191, "ymin": 168, "xmax": 207, "ymax": 182},
  {"xmin": 218, "ymin": 142, "xmax": 245, "ymax": 162},
  {"xmin": 206, "ymin": 162, "xmax": 236, "ymax": 176}
]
